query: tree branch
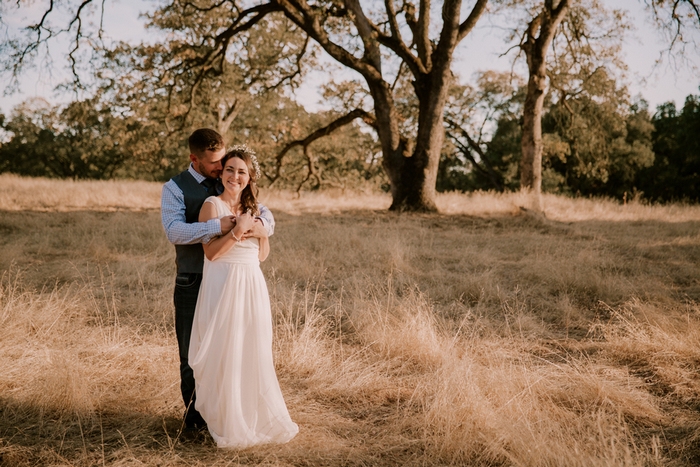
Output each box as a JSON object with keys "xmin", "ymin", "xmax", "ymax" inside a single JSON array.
[
  {"xmin": 345, "ymin": 0, "xmax": 382, "ymax": 73},
  {"xmin": 66, "ymin": 0, "xmax": 98, "ymax": 85},
  {"xmin": 416, "ymin": 0, "xmax": 431, "ymax": 67},
  {"xmin": 296, "ymin": 145, "xmax": 321, "ymax": 193},
  {"xmin": 180, "ymin": 0, "xmax": 231, "ymax": 14},
  {"xmin": 376, "ymin": 0, "xmax": 425, "ymax": 77},
  {"xmin": 445, "ymin": 117, "xmax": 503, "ymax": 190},
  {"xmin": 217, "ymin": 97, "xmax": 240, "ymax": 134},
  {"xmin": 383, "ymin": 0, "xmax": 404, "ymax": 48},
  {"xmin": 457, "ymin": 0, "xmax": 489, "ymax": 43},
  {"xmin": 12, "ymin": 0, "xmax": 102, "ymax": 87},
  {"xmin": 368, "ymin": 23, "xmax": 425, "ymax": 77},
  {"xmin": 275, "ymin": 0, "xmax": 384, "ymax": 84},
  {"xmin": 266, "ymin": 108, "xmax": 375, "ymax": 183},
  {"xmin": 161, "ymin": 3, "xmax": 282, "ymax": 130}
]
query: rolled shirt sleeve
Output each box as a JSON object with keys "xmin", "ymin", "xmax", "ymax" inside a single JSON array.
[{"xmin": 257, "ymin": 204, "xmax": 275, "ymax": 237}]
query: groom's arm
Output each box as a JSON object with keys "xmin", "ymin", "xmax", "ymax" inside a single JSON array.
[
  {"xmin": 256, "ymin": 204, "xmax": 275, "ymax": 237},
  {"xmin": 161, "ymin": 181, "xmax": 222, "ymax": 245}
]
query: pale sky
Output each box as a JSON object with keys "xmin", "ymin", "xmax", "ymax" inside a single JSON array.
[{"xmin": 1, "ymin": 0, "xmax": 698, "ymax": 115}]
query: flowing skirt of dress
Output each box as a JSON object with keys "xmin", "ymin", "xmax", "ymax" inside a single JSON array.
[{"xmin": 188, "ymin": 221, "xmax": 297, "ymax": 448}]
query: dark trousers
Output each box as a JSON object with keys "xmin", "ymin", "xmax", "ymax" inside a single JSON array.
[{"xmin": 173, "ymin": 272, "xmax": 206, "ymax": 427}]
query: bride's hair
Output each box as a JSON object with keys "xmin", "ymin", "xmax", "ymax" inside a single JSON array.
[{"xmin": 221, "ymin": 145, "xmax": 260, "ymax": 216}]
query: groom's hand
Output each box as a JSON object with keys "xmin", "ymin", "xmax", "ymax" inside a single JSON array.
[{"xmin": 220, "ymin": 215, "xmax": 236, "ymax": 234}]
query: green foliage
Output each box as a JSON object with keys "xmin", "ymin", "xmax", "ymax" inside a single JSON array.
[
  {"xmin": 0, "ymin": 4, "xmax": 381, "ymax": 186},
  {"xmin": 0, "ymin": 99, "xmax": 127, "ymax": 179},
  {"xmin": 295, "ymin": 119, "xmax": 384, "ymax": 191},
  {"xmin": 440, "ymin": 71, "xmax": 525, "ymax": 192},
  {"xmin": 541, "ymin": 93, "xmax": 655, "ymax": 197},
  {"xmin": 484, "ymin": 117, "xmax": 523, "ymax": 190},
  {"xmin": 442, "ymin": 81, "xmax": 700, "ymax": 203},
  {"xmin": 0, "ymin": 0, "xmax": 695, "ymax": 199},
  {"xmin": 440, "ymin": 115, "xmax": 523, "ymax": 193},
  {"xmin": 0, "ymin": 90, "xmax": 382, "ymax": 187},
  {"xmin": 476, "ymin": 77, "xmax": 657, "ymax": 199},
  {"xmin": 217, "ymin": 89, "xmax": 382, "ymax": 191},
  {"xmin": 636, "ymin": 94, "xmax": 700, "ymax": 202}
]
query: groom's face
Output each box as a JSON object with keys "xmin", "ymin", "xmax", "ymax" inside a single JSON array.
[{"xmin": 191, "ymin": 148, "xmax": 226, "ymax": 179}]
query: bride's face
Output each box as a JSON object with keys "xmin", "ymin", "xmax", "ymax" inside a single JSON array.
[{"xmin": 221, "ymin": 156, "xmax": 250, "ymax": 194}]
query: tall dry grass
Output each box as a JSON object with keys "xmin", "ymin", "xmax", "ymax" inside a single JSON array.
[{"xmin": 1, "ymin": 173, "xmax": 700, "ymax": 466}]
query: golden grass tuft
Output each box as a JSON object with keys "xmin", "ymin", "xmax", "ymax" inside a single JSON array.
[
  {"xmin": 2, "ymin": 175, "xmax": 700, "ymax": 465},
  {"xmin": 25, "ymin": 350, "xmax": 95, "ymax": 415}
]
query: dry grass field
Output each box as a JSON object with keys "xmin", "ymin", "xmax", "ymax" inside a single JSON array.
[{"xmin": 1, "ymin": 172, "xmax": 700, "ymax": 466}]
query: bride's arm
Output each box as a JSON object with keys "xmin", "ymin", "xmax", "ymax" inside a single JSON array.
[
  {"xmin": 258, "ymin": 235, "xmax": 270, "ymax": 261},
  {"xmin": 200, "ymin": 202, "xmax": 249, "ymax": 261},
  {"xmin": 244, "ymin": 220, "xmax": 270, "ymax": 261}
]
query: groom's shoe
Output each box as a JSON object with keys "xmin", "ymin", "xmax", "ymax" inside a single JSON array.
[
  {"xmin": 181, "ymin": 425, "xmax": 208, "ymax": 443},
  {"xmin": 185, "ymin": 420, "xmax": 208, "ymax": 432},
  {"xmin": 181, "ymin": 415, "xmax": 208, "ymax": 442},
  {"xmin": 183, "ymin": 409, "xmax": 207, "ymax": 432}
]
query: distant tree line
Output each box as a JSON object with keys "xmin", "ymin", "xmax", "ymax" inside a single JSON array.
[
  {"xmin": 1, "ymin": 82, "xmax": 698, "ymax": 202},
  {"xmin": 447, "ymin": 78, "xmax": 700, "ymax": 203},
  {"xmin": 438, "ymin": 86, "xmax": 700, "ymax": 203},
  {"xmin": 0, "ymin": 92, "xmax": 384, "ymax": 192}
]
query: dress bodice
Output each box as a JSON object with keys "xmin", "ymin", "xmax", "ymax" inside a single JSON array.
[{"xmin": 204, "ymin": 196, "xmax": 259, "ymax": 264}]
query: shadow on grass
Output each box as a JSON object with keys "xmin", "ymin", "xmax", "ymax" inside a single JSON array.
[
  {"xmin": 0, "ymin": 397, "xmax": 221, "ymax": 467},
  {"xmin": 0, "ymin": 395, "xmax": 412, "ymax": 467}
]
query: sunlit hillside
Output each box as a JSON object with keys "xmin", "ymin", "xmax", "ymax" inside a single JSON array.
[{"xmin": 1, "ymin": 174, "xmax": 700, "ymax": 466}]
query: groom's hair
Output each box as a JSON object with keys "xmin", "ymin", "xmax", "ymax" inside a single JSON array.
[{"xmin": 188, "ymin": 129, "xmax": 225, "ymax": 156}]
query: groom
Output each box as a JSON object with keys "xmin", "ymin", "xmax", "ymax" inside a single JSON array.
[{"xmin": 161, "ymin": 128, "xmax": 275, "ymax": 431}]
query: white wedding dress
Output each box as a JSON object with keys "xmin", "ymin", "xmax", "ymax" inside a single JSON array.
[{"xmin": 189, "ymin": 196, "xmax": 298, "ymax": 448}]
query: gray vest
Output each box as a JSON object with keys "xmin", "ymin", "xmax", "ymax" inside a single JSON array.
[{"xmin": 171, "ymin": 170, "xmax": 211, "ymax": 274}]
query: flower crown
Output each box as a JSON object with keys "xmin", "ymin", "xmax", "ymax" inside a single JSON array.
[{"xmin": 228, "ymin": 144, "xmax": 261, "ymax": 180}]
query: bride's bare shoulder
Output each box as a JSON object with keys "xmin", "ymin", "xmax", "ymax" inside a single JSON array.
[{"xmin": 199, "ymin": 197, "xmax": 220, "ymax": 222}]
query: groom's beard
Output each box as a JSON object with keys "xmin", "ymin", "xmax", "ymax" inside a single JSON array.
[{"xmin": 195, "ymin": 162, "xmax": 222, "ymax": 180}]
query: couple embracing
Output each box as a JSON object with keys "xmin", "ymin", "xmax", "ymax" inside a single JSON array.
[{"xmin": 160, "ymin": 128, "xmax": 298, "ymax": 448}]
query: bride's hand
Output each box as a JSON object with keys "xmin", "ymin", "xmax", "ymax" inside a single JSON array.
[
  {"xmin": 241, "ymin": 219, "xmax": 268, "ymax": 240},
  {"xmin": 220, "ymin": 215, "xmax": 236, "ymax": 234},
  {"xmin": 233, "ymin": 212, "xmax": 254, "ymax": 237}
]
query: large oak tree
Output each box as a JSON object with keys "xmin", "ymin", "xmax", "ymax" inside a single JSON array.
[{"xmin": 233, "ymin": 0, "xmax": 489, "ymax": 210}]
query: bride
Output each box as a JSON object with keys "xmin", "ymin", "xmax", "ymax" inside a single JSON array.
[{"xmin": 188, "ymin": 145, "xmax": 298, "ymax": 448}]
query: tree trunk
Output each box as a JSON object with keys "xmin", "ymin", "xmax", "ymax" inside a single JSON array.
[
  {"xmin": 216, "ymin": 98, "xmax": 239, "ymax": 136},
  {"xmin": 368, "ymin": 79, "xmax": 442, "ymax": 212},
  {"xmin": 520, "ymin": 1, "xmax": 570, "ymax": 208},
  {"xmin": 388, "ymin": 143, "xmax": 437, "ymax": 211},
  {"xmin": 521, "ymin": 61, "xmax": 546, "ymax": 195},
  {"xmin": 379, "ymin": 89, "xmax": 451, "ymax": 211},
  {"xmin": 372, "ymin": 66, "xmax": 453, "ymax": 211}
]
